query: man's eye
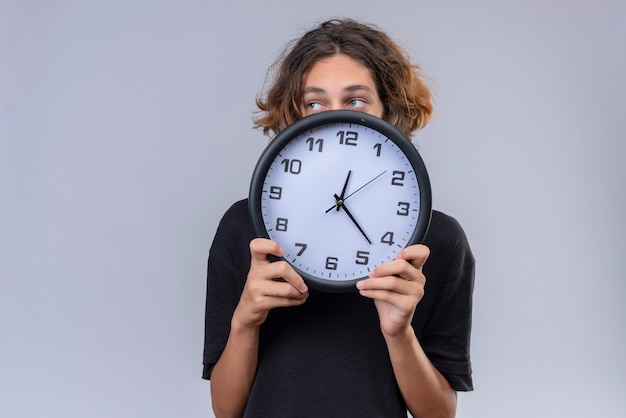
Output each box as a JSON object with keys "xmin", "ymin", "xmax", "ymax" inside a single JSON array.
[{"xmin": 348, "ymin": 99, "xmax": 366, "ymax": 107}]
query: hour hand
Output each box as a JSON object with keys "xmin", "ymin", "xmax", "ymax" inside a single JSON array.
[{"xmin": 333, "ymin": 193, "xmax": 371, "ymax": 244}]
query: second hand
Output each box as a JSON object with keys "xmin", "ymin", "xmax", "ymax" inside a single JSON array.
[{"xmin": 325, "ymin": 170, "xmax": 387, "ymax": 213}]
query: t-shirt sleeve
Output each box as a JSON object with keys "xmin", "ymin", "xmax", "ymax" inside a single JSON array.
[
  {"xmin": 202, "ymin": 200, "xmax": 254, "ymax": 380},
  {"xmin": 420, "ymin": 212, "xmax": 475, "ymax": 391},
  {"xmin": 202, "ymin": 252, "xmax": 237, "ymax": 380}
]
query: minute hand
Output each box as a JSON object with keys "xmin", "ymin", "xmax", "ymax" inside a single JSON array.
[{"xmin": 325, "ymin": 170, "xmax": 387, "ymax": 213}]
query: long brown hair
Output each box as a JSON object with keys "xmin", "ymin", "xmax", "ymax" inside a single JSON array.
[{"xmin": 254, "ymin": 19, "xmax": 434, "ymax": 139}]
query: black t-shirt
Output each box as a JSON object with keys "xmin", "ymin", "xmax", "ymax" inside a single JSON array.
[{"xmin": 203, "ymin": 199, "xmax": 474, "ymax": 417}]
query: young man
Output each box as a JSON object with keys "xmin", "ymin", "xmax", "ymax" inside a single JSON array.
[{"xmin": 203, "ymin": 19, "xmax": 474, "ymax": 418}]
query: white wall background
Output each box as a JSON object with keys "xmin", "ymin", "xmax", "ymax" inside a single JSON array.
[{"xmin": 1, "ymin": 0, "xmax": 624, "ymax": 417}]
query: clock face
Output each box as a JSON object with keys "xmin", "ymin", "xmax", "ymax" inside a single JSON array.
[{"xmin": 249, "ymin": 110, "xmax": 431, "ymax": 292}]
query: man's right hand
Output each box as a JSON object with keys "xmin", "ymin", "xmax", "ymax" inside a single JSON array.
[{"xmin": 232, "ymin": 238, "xmax": 309, "ymax": 328}]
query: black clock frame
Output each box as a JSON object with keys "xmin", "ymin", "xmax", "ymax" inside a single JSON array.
[{"xmin": 248, "ymin": 110, "xmax": 432, "ymax": 292}]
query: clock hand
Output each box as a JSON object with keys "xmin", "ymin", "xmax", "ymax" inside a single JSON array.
[
  {"xmin": 326, "ymin": 170, "xmax": 352, "ymax": 213},
  {"xmin": 325, "ymin": 170, "xmax": 387, "ymax": 213},
  {"xmin": 344, "ymin": 170, "xmax": 387, "ymax": 201},
  {"xmin": 336, "ymin": 170, "xmax": 352, "ymax": 211},
  {"xmin": 333, "ymin": 193, "xmax": 372, "ymax": 244}
]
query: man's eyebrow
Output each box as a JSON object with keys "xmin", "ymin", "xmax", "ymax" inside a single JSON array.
[
  {"xmin": 302, "ymin": 86, "xmax": 326, "ymax": 95},
  {"xmin": 343, "ymin": 84, "xmax": 375, "ymax": 93},
  {"xmin": 302, "ymin": 85, "xmax": 375, "ymax": 94}
]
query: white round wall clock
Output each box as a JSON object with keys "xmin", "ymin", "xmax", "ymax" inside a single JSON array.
[{"xmin": 249, "ymin": 110, "xmax": 432, "ymax": 292}]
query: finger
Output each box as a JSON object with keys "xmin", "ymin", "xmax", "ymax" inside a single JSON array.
[
  {"xmin": 261, "ymin": 260, "xmax": 308, "ymax": 294},
  {"xmin": 235, "ymin": 278, "xmax": 308, "ymax": 327},
  {"xmin": 395, "ymin": 244, "xmax": 430, "ymax": 269},
  {"xmin": 357, "ymin": 286, "xmax": 418, "ymax": 308},
  {"xmin": 248, "ymin": 240, "xmax": 308, "ymax": 294},
  {"xmin": 359, "ymin": 289, "xmax": 421, "ymax": 319},
  {"xmin": 358, "ymin": 274, "xmax": 420, "ymax": 295},
  {"xmin": 260, "ymin": 294, "xmax": 309, "ymax": 309},
  {"xmin": 357, "ymin": 276, "xmax": 425, "ymax": 307},
  {"xmin": 249, "ymin": 238, "xmax": 284, "ymax": 266},
  {"xmin": 260, "ymin": 278, "xmax": 310, "ymax": 301},
  {"xmin": 369, "ymin": 258, "xmax": 422, "ymax": 283}
]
